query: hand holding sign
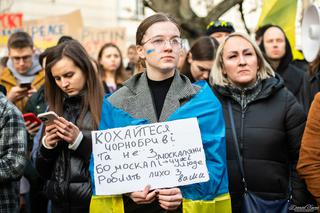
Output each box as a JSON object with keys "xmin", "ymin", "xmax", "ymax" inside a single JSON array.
[
  {"xmin": 128, "ymin": 185, "xmax": 157, "ymax": 204},
  {"xmin": 91, "ymin": 118, "xmax": 209, "ymax": 196}
]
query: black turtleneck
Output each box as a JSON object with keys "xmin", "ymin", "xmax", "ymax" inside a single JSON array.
[{"xmin": 147, "ymin": 75, "xmax": 174, "ymax": 120}]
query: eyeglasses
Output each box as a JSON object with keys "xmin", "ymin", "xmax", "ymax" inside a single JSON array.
[
  {"xmin": 141, "ymin": 37, "xmax": 182, "ymax": 50},
  {"xmin": 11, "ymin": 55, "xmax": 32, "ymax": 63}
]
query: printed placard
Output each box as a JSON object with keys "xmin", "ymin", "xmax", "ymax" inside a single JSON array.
[{"xmin": 91, "ymin": 118, "xmax": 209, "ymax": 195}]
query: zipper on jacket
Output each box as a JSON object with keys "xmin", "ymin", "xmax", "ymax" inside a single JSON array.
[{"xmin": 240, "ymin": 90, "xmax": 246, "ymax": 153}]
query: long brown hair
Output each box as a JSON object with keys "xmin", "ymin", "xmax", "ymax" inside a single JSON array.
[
  {"xmin": 44, "ymin": 40, "xmax": 104, "ymax": 129},
  {"xmin": 97, "ymin": 43, "xmax": 126, "ymax": 84},
  {"xmin": 135, "ymin": 13, "xmax": 181, "ymax": 69}
]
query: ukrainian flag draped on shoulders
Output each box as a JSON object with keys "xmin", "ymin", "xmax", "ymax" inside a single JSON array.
[{"xmin": 89, "ymin": 81, "xmax": 231, "ymax": 213}]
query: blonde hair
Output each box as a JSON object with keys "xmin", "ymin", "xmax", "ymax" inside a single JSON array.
[{"xmin": 210, "ymin": 32, "xmax": 275, "ymax": 87}]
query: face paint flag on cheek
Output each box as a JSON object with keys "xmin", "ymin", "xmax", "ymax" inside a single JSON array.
[{"xmin": 146, "ymin": 49, "xmax": 155, "ymax": 54}]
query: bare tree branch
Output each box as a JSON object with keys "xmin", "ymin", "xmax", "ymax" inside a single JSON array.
[
  {"xmin": 142, "ymin": 0, "xmax": 244, "ymax": 40},
  {"xmin": 142, "ymin": 0, "xmax": 181, "ymax": 16},
  {"xmin": 142, "ymin": 0, "xmax": 158, "ymax": 12},
  {"xmin": 239, "ymin": 2, "xmax": 250, "ymax": 34},
  {"xmin": 179, "ymin": 0, "xmax": 196, "ymax": 20},
  {"xmin": 204, "ymin": 0, "xmax": 243, "ymax": 24}
]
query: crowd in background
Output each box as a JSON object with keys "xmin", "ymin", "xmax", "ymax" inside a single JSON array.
[{"xmin": 1, "ymin": 11, "xmax": 320, "ymax": 213}]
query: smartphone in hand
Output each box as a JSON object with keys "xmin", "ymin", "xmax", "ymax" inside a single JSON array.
[
  {"xmin": 37, "ymin": 111, "xmax": 59, "ymax": 125},
  {"xmin": 19, "ymin": 83, "xmax": 32, "ymax": 90},
  {"xmin": 23, "ymin": 113, "xmax": 42, "ymax": 126}
]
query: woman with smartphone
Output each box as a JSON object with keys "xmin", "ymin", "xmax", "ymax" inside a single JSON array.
[{"xmin": 35, "ymin": 40, "xmax": 104, "ymax": 212}]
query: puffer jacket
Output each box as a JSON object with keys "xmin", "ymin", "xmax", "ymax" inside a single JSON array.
[
  {"xmin": 213, "ymin": 75, "xmax": 310, "ymax": 212},
  {"xmin": 36, "ymin": 95, "xmax": 94, "ymax": 213}
]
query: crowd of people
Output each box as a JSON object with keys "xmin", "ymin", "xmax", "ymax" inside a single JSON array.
[{"xmin": 1, "ymin": 11, "xmax": 320, "ymax": 213}]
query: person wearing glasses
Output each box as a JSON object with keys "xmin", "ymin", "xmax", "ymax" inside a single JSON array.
[
  {"xmin": 90, "ymin": 13, "xmax": 230, "ymax": 213},
  {"xmin": 206, "ymin": 20, "xmax": 235, "ymax": 43},
  {"xmin": 0, "ymin": 31, "xmax": 44, "ymax": 112}
]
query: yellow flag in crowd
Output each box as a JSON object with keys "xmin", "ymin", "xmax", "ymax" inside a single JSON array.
[{"xmin": 257, "ymin": 0, "xmax": 304, "ymax": 60}]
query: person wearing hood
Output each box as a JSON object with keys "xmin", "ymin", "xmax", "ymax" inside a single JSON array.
[
  {"xmin": 259, "ymin": 25, "xmax": 311, "ymax": 112},
  {"xmin": 211, "ymin": 32, "xmax": 310, "ymax": 212},
  {"xmin": 0, "ymin": 31, "xmax": 44, "ymax": 212}
]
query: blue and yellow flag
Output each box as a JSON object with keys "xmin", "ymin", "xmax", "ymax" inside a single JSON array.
[
  {"xmin": 257, "ymin": 0, "xmax": 303, "ymax": 60},
  {"xmin": 89, "ymin": 81, "xmax": 231, "ymax": 213}
]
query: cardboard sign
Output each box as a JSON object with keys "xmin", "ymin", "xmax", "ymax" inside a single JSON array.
[
  {"xmin": 91, "ymin": 118, "xmax": 209, "ymax": 195},
  {"xmin": 23, "ymin": 10, "xmax": 83, "ymax": 50},
  {"xmin": 81, "ymin": 26, "xmax": 126, "ymax": 59},
  {"xmin": 0, "ymin": 13, "xmax": 23, "ymax": 48}
]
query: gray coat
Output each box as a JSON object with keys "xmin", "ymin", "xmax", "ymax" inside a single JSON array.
[
  {"xmin": 109, "ymin": 71, "xmax": 200, "ymax": 123},
  {"xmin": 108, "ymin": 71, "xmax": 201, "ymax": 212}
]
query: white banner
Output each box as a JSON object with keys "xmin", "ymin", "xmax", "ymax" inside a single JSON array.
[{"xmin": 91, "ymin": 118, "xmax": 209, "ymax": 195}]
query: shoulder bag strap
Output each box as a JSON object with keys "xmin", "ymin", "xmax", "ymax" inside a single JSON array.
[{"xmin": 227, "ymin": 100, "xmax": 248, "ymax": 191}]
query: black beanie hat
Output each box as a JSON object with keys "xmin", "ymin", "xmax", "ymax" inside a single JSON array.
[{"xmin": 206, "ymin": 20, "xmax": 235, "ymax": 36}]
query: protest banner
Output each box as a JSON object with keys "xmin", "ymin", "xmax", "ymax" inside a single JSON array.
[
  {"xmin": 91, "ymin": 118, "xmax": 209, "ymax": 195},
  {"xmin": 0, "ymin": 13, "xmax": 23, "ymax": 54},
  {"xmin": 23, "ymin": 10, "xmax": 83, "ymax": 51},
  {"xmin": 81, "ymin": 26, "xmax": 126, "ymax": 59}
]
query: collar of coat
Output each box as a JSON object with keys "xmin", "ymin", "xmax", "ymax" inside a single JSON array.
[
  {"xmin": 114, "ymin": 70, "xmax": 200, "ymax": 123},
  {"xmin": 1, "ymin": 67, "xmax": 45, "ymax": 89}
]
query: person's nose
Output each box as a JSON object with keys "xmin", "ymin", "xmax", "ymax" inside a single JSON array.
[
  {"xmin": 239, "ymin": 54, "xmax": 247, "ymax": 66},
  {"xmin": 18, "ymin": 59, "xmax": 25, "ymax": 65},
  {"xmin": 272, "ymin": 41, "xmax": 278, "ymax": 48},
  {"xmin": 61, "ymin": 78, "xmax": 69, "ymax": 88},
  {"xmin": 203, "ymin": 71, "xmax": 209, "ymax": 80},
  {"xmin": 163, "ymin": 40, "xmax": 173, "ymax": 51}
]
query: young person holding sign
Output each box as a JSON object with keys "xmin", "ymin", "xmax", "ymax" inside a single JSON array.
[
  {"xmin": 35, "ymin": 40, "xmax": 104, "ymax": 212},
  {"xmin": 90, "ymin": 13, "xmax": 231, "ymax": 213}
]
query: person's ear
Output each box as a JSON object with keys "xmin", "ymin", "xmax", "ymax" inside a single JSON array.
[
  {"xmin": 187, "ymin": 53, "xmax": 193, "ymax": 64},
  {"xmin": 136, "ymin": 45, "xmax": 146, "ymax": 60}
]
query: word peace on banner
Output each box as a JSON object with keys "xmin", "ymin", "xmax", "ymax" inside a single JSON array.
[{"xmin": 91, "ymin": 118, "xmax": 209, "ymax": 195}]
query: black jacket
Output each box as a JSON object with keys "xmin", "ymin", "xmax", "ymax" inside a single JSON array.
[
  {"xmin": 213, "ymin": 75, "xmax": 309, "ymax": 212},
  {"xmin": 36, "ymin": 96, "xmax": 94, "ymax": 213},
  {"xmin": 24, "ymin": 84, "xmax": 47, "ymax": 116},
  {"xmin": 278, "ymin": 63, "xmax": 311, "ymax": 113}
]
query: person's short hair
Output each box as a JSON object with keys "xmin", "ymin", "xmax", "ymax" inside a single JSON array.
[
  {"xmin": 206, "ymin": 20, "xmax": 235, "ymax": 36},
  {"xmin": 7, "ymin": 31, "xmax": 33, "ymax": 49},
  {"xmin": 210, "ymin": 32, "xmax": 275, "ymax": 87}
]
